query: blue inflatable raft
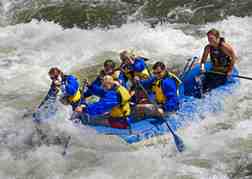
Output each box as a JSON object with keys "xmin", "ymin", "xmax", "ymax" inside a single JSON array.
[
  {"xmin": 33, "ymin": 57, "xmax": 240, "ymax": 146},
  {"xmin": 83, "ymin": 60, "xmax": 240, "ymax": 145}
]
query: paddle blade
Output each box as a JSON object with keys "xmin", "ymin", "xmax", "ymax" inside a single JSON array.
[
  {"xmin": 163, "ymin": 119, "xmax": 185, "ymax": 152},
  {"xmin": 173, "ymin": 134, "xmax": 185, "ymax": 152}
]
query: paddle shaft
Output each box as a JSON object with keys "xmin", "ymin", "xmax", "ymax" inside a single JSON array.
[
  {"xmin": 180, "ymin": 57, "xmax": 198, "ymax": 80},
  {"xmin": 37, "ymin": 88, "xmax": 58, "ymax": 108},
  {"xmin": 207, "ymin": 71, "xmax": 252, "ymax": 81},
  {"xmin": 62, "ymin": 136, "xmax": 71, "ymax": 156},
  {"xmin": 136, "ymin": 82, "xmax": 185, "ymax": 152}
]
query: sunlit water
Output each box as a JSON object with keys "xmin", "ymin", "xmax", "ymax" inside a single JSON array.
[{"xmin": 0, "ymin": 16, "xmax": 252, "ymax": 179}]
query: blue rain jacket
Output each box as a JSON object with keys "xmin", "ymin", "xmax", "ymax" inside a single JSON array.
[
  {"xmin": 140, "ymin": 76, "xmax": 180, "ymax": 112},
  {"xmin": 84, "ymin": 85, "xmax": 121, "ymax": 116}
]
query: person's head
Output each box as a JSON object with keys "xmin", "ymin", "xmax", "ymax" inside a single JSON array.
[
  {"xmin": 120, "ymin": 50, "xmax": 134, "ymax": 65},
  {"xmin": 102, "ymin": 75, "xmax": 115, "ymax": 90},
  {"xmin": 103, "ymin": 59, "xmax": 116, "ymax": 75},
  {"xmin": 207, "ymin": 28, "xmax": 220, "ymax": 46},
  {"xmin": 152, "ymin": 62, "xmax": 166, "ymax": 80},
  {"xmin": 48, "ymin": 67, "xmax": 63, "ymax": 81}
]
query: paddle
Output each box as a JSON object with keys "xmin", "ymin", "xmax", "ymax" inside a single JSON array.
[
  {"xmin": 180, "ymin": 57, "xmax": 199, "ymax": 80},
  {"xmin": 33, "ymin": 87, "xmax": 58, "ymax": 122},
  {"xmin": 207, "ymin": 71, "xmax": 252, "ymax": 81},
  {"xmin": 62, "ymin": 136, "xmax": 71, "ymax": 156},
  {"xmin": 136, "ymin": 82, "xmax": 185, "ymax": 152}
]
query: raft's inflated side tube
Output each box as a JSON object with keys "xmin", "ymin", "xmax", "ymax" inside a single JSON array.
[{"xmin": 182, "ymin": 62, "xmax": 239, "ymax": 96}]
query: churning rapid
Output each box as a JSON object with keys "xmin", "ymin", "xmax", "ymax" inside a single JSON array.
[{"xmin": 0, "ymin": 0, "xmax": 252, "ymax": 179}]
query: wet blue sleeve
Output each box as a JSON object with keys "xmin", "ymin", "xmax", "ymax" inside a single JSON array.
[
  {"xmin": 139, "ymin": 76, "xmax": 156, "ymax": 89},
  {"xmin": 162, "ymin": 78, "xmax": 179, "ymax": 112},
  {"xmin": 85, "ymin": 91, "xmax": 120, "ymax": 116},
  {"xmin": 133, "ymin": 58, "xmax": 146, "ymax": 72}
]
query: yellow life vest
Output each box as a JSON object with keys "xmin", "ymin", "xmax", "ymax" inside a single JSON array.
[
  {"xmin": 123, "ymin": 67, "xmax": 134, "ymax": 80},
  {"xmin": 134, "ymin": 68, "xmax": 150, "ymax": 80},
  {"xmin": 67, "ymin": 89, "xmax": 81, "ymax": 103},
  {"xmin": 152, "ymin": 72, "xmax": 182, "ymax": 104},
  {"xmin": 110, "ymin": 85, "xmax": 131, "ymax": 118},
  {"xmin": 152, "ymin": 80, "xmax": 166, "ymax": 104},
  {"xmin": 123, "ymin": 66, "xmax": 150, "ymax": 80}
]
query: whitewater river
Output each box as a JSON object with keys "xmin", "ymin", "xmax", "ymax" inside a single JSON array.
[{"xmin": 0, "ymin": 4, "xmax": 252, "ymax": 178}]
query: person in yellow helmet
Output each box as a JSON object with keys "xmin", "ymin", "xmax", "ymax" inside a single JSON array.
[
  {"xmin": 75, "ymin": 75, "xmax": 132, "ymax": 129},
  {"xmin": 199, "ymin": 28, "xmax": 237, "ymax": 92}
]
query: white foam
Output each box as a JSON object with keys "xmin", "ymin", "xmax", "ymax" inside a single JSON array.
[{"xmin": 0, "ymin": 16, "xmax": 251, "ymax": 179}]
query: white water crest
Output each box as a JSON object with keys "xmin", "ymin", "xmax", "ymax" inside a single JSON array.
[{"xmin": 0, "ymin": 16, "xmax": 252, "ymax": 179}]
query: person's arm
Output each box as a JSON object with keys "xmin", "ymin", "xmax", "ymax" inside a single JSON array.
[
  {"xmin": 89, "ymin": 77, "xmax": 106, "ymax": 97},
  {"xmin": 85, "ymin": 91, "xmax": 120, "ymax": 116},
  {"xmin": 162, "ymin": 78, "xmax": 179, "ymax": 112},
  {"xmin": 221, "ymin": 42, "xmax": 237, "ymax": 75},
  {"xmin": 139, "ymin": 76, "xmax": 156, "ymax": 89},
  {"xmin": 200, "ymin": 45, "xmax": 210, "ymax": 72},
  {"xmin": 48, "ymin": 82, "xmax": 59, "ymax": 96}
]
